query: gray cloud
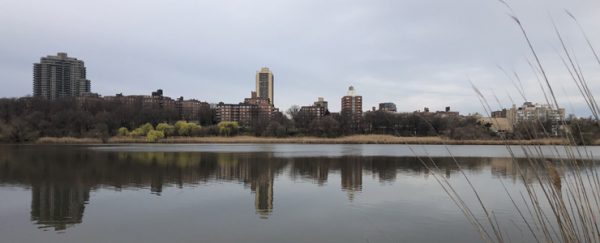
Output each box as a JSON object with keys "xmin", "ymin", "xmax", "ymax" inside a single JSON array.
[{"xmin": 0, "ymin": 0, "xmax": 599, "ymax": 115}]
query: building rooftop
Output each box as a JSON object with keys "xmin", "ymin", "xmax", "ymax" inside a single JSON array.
[{"xmin": 346, "ymin": 86, "xmax": 358, "ymax": 96}]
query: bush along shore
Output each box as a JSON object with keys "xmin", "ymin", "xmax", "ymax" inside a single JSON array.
[
  {"xmin": 35, "ymin": 134, "xmax": 569, "ymax": 145},
  {"xmin": 29, "ymin": 120, "xmax": 570, "ymax": 145}
]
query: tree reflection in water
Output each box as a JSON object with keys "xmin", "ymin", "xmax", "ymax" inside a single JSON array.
[{"xmin": 0, "ymin": 145, "xmax": 568, "ymax": 231}]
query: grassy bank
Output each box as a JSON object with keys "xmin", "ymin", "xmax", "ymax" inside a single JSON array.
[
  {"xmin": 34, "ymin": 135, "xmax": 569, "ymax": 145},
  {"xmin": 36, "ymin": 137, "xmax": 104, "ymax": 144}
]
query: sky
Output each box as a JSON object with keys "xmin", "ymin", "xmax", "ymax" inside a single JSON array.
[{"xmin": 0, "ymin": 0, "xmax": 599, "ymax": 116}]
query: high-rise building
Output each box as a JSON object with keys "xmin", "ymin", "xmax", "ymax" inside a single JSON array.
[
  {"xmin": 341, "ymin": 86, "xmax": 362, "ymax": 118},
  {"xmin": 341, "ymin": 86, "xmax": 363, "ymax": 130},
  {"xmin": 33, "ymin": 52, "xmax": 91, "ymax": 100},
  {"xmin": 255, "ymin": 67, "xmax": 274, "ymax": 105}
]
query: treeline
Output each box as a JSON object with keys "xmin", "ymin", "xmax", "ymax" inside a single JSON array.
[
  {"xmin": 0, "ymin": 97, "xmax": 597, "ymax": 143},
  {"xmin": 288, "ymin": 107, "xmax": 494, "ymax": 139},
  {"xmin": 0, "ymin": 97, "xmax": 193, "ymax": 142}
]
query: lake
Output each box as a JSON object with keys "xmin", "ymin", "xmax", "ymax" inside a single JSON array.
[{"xmin": 1, "ymin": 144, "xmax": 598, "ymax": 243}]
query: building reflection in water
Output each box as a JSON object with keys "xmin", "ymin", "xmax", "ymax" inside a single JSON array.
[
  {"xmin": 341, "ymin": 158, "xmax": 362, "ymax": 201},
  {"xmin": 0, "ymin": 146, "xmax": 583, "ymax": 231},
  {"xmin": 214, "ymin": 153, "xmax": 280, "ymax": 218},
  {"xmin": 31, "ymin": 182, "xmax": 89, "ymax": 231}
]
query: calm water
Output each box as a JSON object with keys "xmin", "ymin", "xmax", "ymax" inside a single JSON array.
[{"xmin": 1, "ymin": 144, "xmax": 599, "ymax": 243}]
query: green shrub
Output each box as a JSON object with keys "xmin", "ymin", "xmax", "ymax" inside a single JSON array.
[
  {"xmin": 218, "ymin": 121, "xmax": 239, "ymax": 136},
  {"xmin": 174, "ymin": 121, "xmax": 189, "ymax": 136},
  {"xmin": 174, "ymin": 121, "xmax": 201, "ymax": 136},
  {"xmin": 146, "ymin": 130, "xmax": 165, "ymax": 142},
  {"xmin": 129, "ymin": 128, "xmax": 145, "ymax": 137},
  {"xmin": 190, "ymin": 123, "xmax": 202, "ymax": 136},
  {"xmin": 156, "ymin": 123, "xmax": 176, "ymax": 136},
  {"xmin": 117, "ymin": 127, "xmax": 129, "ymax": 137},
  {"xmin": 140, "ymin": 123, "xmax": 154, "ymax": 134},
  {"xmin": 129, "ymin": 123, "xmax": 154, "ymax": 137}
]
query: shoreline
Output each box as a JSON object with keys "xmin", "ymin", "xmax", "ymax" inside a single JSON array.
[{"xmin": 32, "ymin": 135, "xmax": 572, "ymax": 145}]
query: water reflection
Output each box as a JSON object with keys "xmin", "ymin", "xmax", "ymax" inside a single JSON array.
[
  {"xmin": 31, "ymin": 180, "xmax": 89, "ymax": 231},
  {"xmin": 0, "ymin": 145, "xmax": 581, "ymax": 231}
]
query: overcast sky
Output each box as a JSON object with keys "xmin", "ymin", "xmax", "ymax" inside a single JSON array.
[{"xmin": 0, "ymin": 0, "xmax": 599, "ymax": 115}]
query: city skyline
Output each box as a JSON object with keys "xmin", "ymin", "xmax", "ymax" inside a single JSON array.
[
  {"xmin": 1, "ymin": 0, "xmax": 600, "ymax": 115},
  {"xmin": 14, "ymin": 51, "xmax": 584, "ymax": 117},
  {"xmin": 12, "ymin": 51, "xmax": 586, "ymax": 118},
  {"xmin": 27, "ymin": 52, "xmax": 467, "ymax": 114}
]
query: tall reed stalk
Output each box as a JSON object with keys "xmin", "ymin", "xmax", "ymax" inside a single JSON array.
[{"xmin": 421, "ymin": 1, "xmax": 600, "ymax": 242}]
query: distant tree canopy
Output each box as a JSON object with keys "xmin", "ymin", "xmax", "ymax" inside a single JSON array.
[
  {"xmin": 362, "ymin": 111, "xmax": 493, "ymax": 139},
  {"xmin": 1, "ymin": 98, "xmax": 591, "ymax": 143},
  {"xmin": 567, "ymin": 117, "xmax": 600, "ymax": 145},
  {"xmin": 0, "ymin": 97, "xmax": 199, "ymax": 142}
]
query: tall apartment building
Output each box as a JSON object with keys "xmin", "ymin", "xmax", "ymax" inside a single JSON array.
[
  {"xmin": 341, "ymin": 86, "xmax": 362, "ymax": 118},
  {"xmin": 341, "ymin": 86, "xmax": 363, "ymax": 130},
  {"xmin": 33, "ymin": 53, "xmax": 91, "ymax": 100},
  {"xmin": 256, "ymin": 67, "xmax": 274, "ymax": 105}
]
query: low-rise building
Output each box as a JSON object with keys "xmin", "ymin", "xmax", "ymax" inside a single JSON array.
[
  {"xmin": 176, "ymin": 97, "xmax": 211, "ymax": 121},
  {"xmin": 216, "ymin": 92, "xmax": 279, "ymax": 126},
  {"xmin": 299, "ymin": 105, "xmax": 326, "ymax": 120},
  {"xmin": 104, "ymin": 89, "xmax": 176, "ymax": 110},
  {"xmin": 479, "ymin": 117, "xmax": 513, "ymax": 133},
  {"xmin": 492, "ymin": 102, "xmax": 565, "ymax": 124},
  {"xmin": 378, "ymin": 102, "xmax": 397, "ymax": 112},
  {"xmin": 414, "ymin": 106, "xmax": 459, "ymax": 118},
  {"xmin": 298, "ymin": 97, "xmax": 330, "ymax": 121},
  {"xmin": 314, "ymin": 97, "xmax": 328, "ymax": 111},
  {"xmin": 490, "ymin": 102, "xmax": 566, "ymax": 135}
]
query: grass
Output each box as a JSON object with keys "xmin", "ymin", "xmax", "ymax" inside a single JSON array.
[{"xmin": 36, "ymin": 137, "xmax": 103, "ymax": 144}]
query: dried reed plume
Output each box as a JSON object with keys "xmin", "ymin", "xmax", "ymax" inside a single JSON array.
[{"xmin": 419, "ymin": 1, "xmax": 600, "ymax": 242}]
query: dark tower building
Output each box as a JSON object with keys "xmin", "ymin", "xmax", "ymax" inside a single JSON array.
[{"xmin": 33, "ymin": 52, "xmax": 91, "ymax": 100}]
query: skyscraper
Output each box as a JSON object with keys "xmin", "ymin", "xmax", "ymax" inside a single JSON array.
[
  {"xmin": 255, "ymin": 67, "xmax": 274, "ymax": 105},
  {"xmin": 33, "ymin": 52, "xmax": 91, "ymax": 100}
]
